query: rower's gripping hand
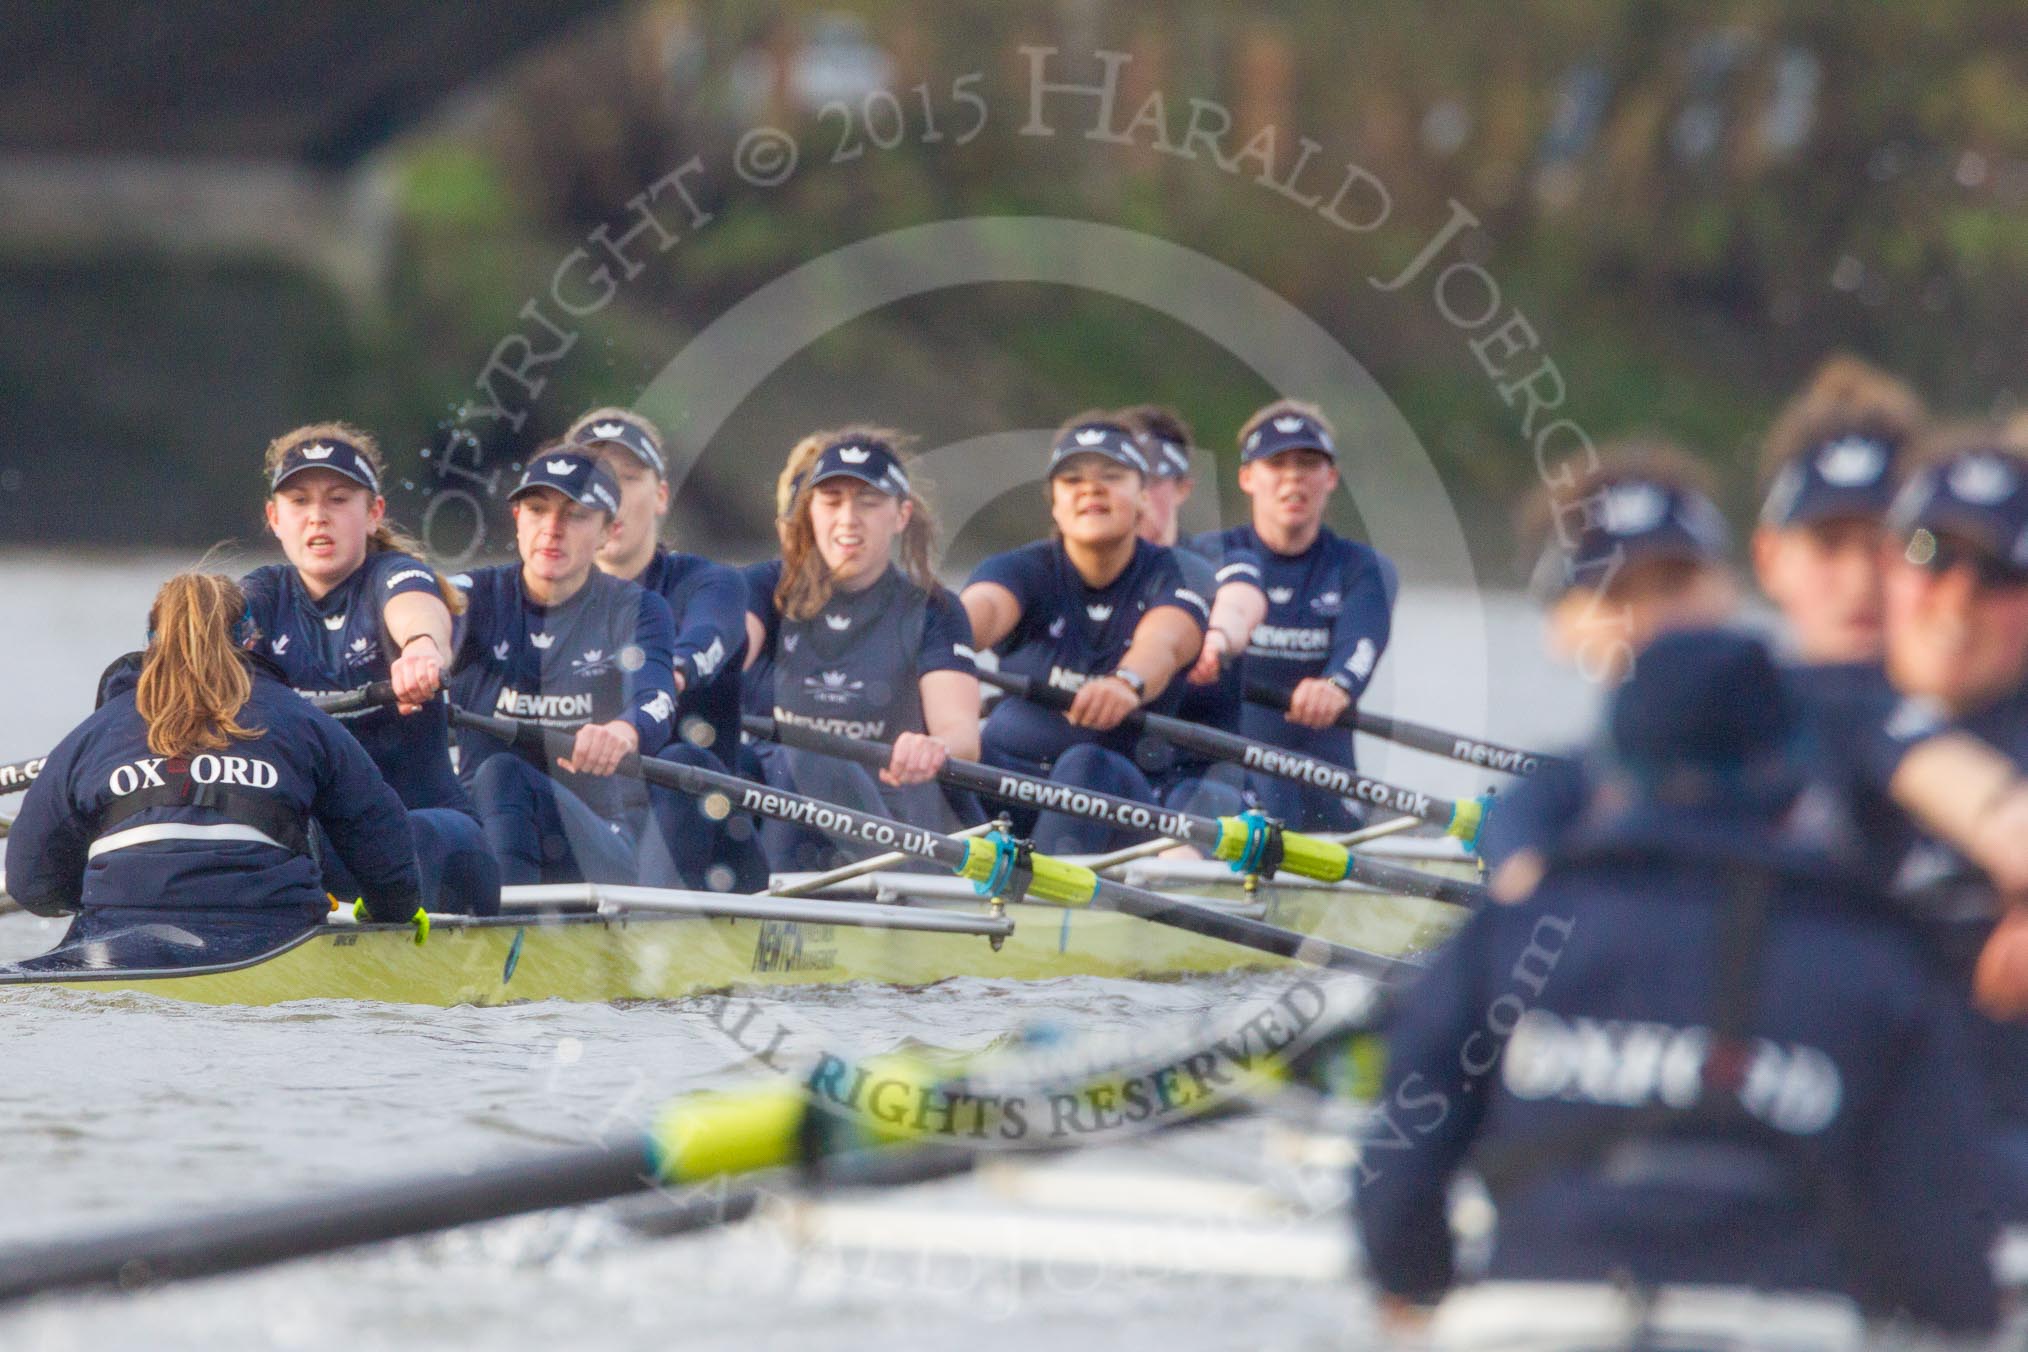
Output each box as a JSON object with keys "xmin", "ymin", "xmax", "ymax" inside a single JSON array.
[
  {"xmin": 1067, "ymin": 674, "xmax": 1139, "ymax": 731},
  {"xmin": 881, "ymin": 731, "xmax": 950, "ymax": 788},
  {"xmin": 1285, "ymin": 677, "xmax": 1352, "ymax": 730},
  {"xmin": 388, "ymin": 639, "xmax": 446, "ymax": 715},
  {"xmin": 560, "ymin": 719, "xmax": 639, "ymax": 777}
]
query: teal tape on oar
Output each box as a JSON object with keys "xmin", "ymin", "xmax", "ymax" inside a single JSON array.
[
  {"xmin": 1223, "ymin": 809, "xmax": 1285, "ymax": 879},
  {"xmin": 969, "ymin": 831, "xmax": 1021, "ymax": 898}
]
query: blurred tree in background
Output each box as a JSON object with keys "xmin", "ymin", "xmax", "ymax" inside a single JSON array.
[{"xmin": 2, "ymin": 0, "xmax": 2023, "ymax": 578}]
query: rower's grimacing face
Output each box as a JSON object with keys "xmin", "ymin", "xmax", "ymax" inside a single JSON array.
[
  {"xmin": 1884, "ymin": 544, "xmax": 2028, "ymax": 709},
  {"xmin": 1752, "ymin": 518, "xmax": 1887, "ymax": 664},
  {"xmin": 514, "ymin": 492, "xmax": 610, "ymax": 585},
  {"xmin": 1239, "ymin": 451, "xmax": 1337, "ymax": 531},
  {"xmin": 810, "ymin": 479, "xmax": 907, "ymax": 584},
  {"xmin": 267, "ymin": 472, "xmax": 383, "ymax": 586},
  {"xmin": 1049, "ymin": 458, "xmax": 1144, "ymax": 545}
]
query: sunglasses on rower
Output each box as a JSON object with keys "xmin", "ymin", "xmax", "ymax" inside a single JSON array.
[{"xmin": 1904, "ymin": 528, "xmax": 2028, "ymax": 590}]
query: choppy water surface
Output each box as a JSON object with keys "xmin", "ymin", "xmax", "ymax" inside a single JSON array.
[{"xmin": 0, "ymin": 553, "xmax": 1586, "ymax": 1350}]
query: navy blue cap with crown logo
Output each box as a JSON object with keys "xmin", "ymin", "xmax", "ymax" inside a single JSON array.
[
  {"xmin": 1760, "ymin": 432, "xmax": 1900, "ymax": 529},
  {"xmin": 810, "ymin": 437, "xmax": 911, "ymax": 498},
  {"xmin": 1240, "ymin": 409, "xmax": 1336, "ymax": 464},
  {"xmin": 510, "ymin": 451, "xmax": 621, "ymax": 518},
  {"xmin": 569, "ymin": 412, "xmax": 666, "ymax": 478},
  {"xmin": 1530, "ymin": 474, "xmax": 1730, "ymax": 599},
  {"xmin": 1888, "ymin": 448, "xmax": 2028, "ymax": 576},
  {"xmin": 271, "ymin": 436, "xmax": 380, "ymax": 495},
  {"xmin": 1048, "ymin": 421, "xmax": 1150, "ymax": 476}
]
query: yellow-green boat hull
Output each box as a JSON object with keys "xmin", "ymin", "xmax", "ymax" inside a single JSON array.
[{"xmin": 0, "ymin": 882, "xmax": 1462, "ymax": 1007}]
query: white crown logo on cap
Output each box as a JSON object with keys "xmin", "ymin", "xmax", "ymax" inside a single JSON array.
[
  {"xmin": 1086, "ymin": 603, "xmax": 1113, "ymax": 621},
  {"xmin": 1273, "ymin": 416, "xmax": 1306, "ymax": 434},
  {"xmin": 1268, "ymin": 587, "xmax": 1295, "ymax": 604},
  {"xmin": 1949, "ymin": 455, "xmax": 2015, "ymax": 505},
  {"xmin": 1599, "ymin": 483, "xmax": 1670, "ymax": 536},
  {"xmin": 301, "ymin": 444, "xmax": 335, "ymax": 460},
  {"xmin": 590, "ymin": 422, "xmax": 626, "ymax": 439},
  {"xmin": 1074, "ymin": 428, "xmax": 1108, "ymax": 447},
  {"xmin": 1816, "ymin": 437, "xmax": 1887, "ymax": 487},
  {"xmin": 545, "ymin": 458, "xmax": 575, "ymax": 475},
  {"xmin": 837, "ymin": 445, "xmax": 870, "ymax": 463},
  {"xmin": 530, "ymin": 632, "xmax": 555, "ymax": 650}
]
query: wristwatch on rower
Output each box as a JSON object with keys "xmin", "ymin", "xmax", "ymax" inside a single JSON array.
[{"xmin": 1109, "ymin": 666, "xmax": 1147, "ymax": 701}]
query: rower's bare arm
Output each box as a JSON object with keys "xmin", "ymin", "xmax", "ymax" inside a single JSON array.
[
  {"xmin": 384, "ymin": 591, "xmax": 454, "ymax": 713},
  {"xmin": 1891, "ymin": 732, "xmax": 2028, "ymax": 894},
  {"xmin": 1190, "ymin": 580, "xmax": 1266, "ymax": 684},
  {"xmin": 960, "ymin": 582, "xmax": 1021, "ymax": 651},
  {"xmin": 1122, "ymin": 606, "xmax": 1203, "ymax": 704},
  {"xmin": 919, "ymin": 670, "xmax": 982, "ymax": 763},
  {"xmin": 743, "ymin": 613, "xmax": 766, "ymax": 671}
]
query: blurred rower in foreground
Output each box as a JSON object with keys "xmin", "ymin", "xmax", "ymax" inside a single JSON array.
[
  {"xmin": 242, "ymin": 422, "xmax": 499, "ymax": 916},
  {"xmin": 569, "ymin": 406, "xmax": 765, "ymax": 891},
  {"xmin": 1752, "ymin": 355, "xmax": 1925, "ymax": 666},
  {"xmin": 9, "ymin": 574, "xmax": 425, "ymax": 968},
  {"xmin": 1358, "ymin": 629, "xmax": 1999, "ymax": 1350},
  {"xmin": 743, "ymin": 429, "xmax": 981, "ymax": 870},
  {"xmin": 1478, "ymin": 445, "xmax": 1736, "ymax": 884}
]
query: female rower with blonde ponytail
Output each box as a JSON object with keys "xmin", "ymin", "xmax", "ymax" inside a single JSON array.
[
  {"xmin": 241, "ymin": 422, "xmax": 498, "ymax": 915},
  {"xmin": 742, "ymin": 429, "xmax": 981, "ymax": 869},
  {"xmin": 7, "ymin": 573, "xmax": 424, "ymax": 967}
]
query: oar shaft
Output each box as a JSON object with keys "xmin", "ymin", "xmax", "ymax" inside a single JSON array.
[
  {"xmin": 746, "ymin": 715, "xmax": 1486, "ymax": 910},
  {"xmin": 0, "ymin": 1141, "xmax": 652, "ymax": 1303},
  {"xmin": 453, "ymin": 707, "xmax": 1409, "ymax": 973},
  {"xmin": 1244, "ymin": 682, "xmax": 1553, "ymax": 777},
  {"xmin": 977, "ymin": 670, "xmax": 1462, "ymax": 832},
  {"xmin": 0, "ymin": 757, "xmax": 43, "ymax": 797}
]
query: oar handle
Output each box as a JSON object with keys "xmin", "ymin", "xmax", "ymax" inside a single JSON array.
[
  {"xmin": 312, "ymin": 682, "xmax": 400, "ymax": 716},
  {"xmin": 1243, "ymin": 682, "xmax": 1552, "ymax": 777}
]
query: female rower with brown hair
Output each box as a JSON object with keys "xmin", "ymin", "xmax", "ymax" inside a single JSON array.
[
  {"xmin": 741, "ymin": 428, "xmax": 979, "ymax": 869},
  {"xmin": 7, "ymin": 573, "xmax": 424, "ymax": 968},
  {"xmin": 240, "ymin": 422, "xmax": 499, "ymax": 915},
  {"xmin": 1752, "ymin": 354, "xmax": 1926, "ymax": 664}
]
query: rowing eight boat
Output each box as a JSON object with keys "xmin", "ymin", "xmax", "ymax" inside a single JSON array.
[{"xmin": 0, "ymin": 842, "xmax": 1471, "ymax": 1007}]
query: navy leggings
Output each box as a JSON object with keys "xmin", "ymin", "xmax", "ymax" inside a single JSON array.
[
  {"xmin": 467, "ymin": 754, "xmax": 641, "ymax": 887},
  {"xmin": 317, "ymin": 806, "xmax": 501, "ymax": 916},
  {"xmin": 639, "ymin": 742, "xmax": 771, "ymax": 893}
]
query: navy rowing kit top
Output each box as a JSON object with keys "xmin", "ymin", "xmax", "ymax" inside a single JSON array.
[
  {"xmin": 746, "ymin": 560, "xmax": 972, "ymax": 744},
  {"xmin": 242, "ymin": 551, "xmax": 470, "ymax": 814},
  {"xmin": 8, "ymin": 661, "xmax": 423, "ymax": 925},
  {"xmin": 449, "ymin": 566, "xmax": 678, "ymax": 821},
  {"xmin": 627, "ymin": 547, "xmax": 747, "ymax": 760},
  {"xmin": 1167, "ymin": 547, "xmax": 1250, "ymax": 742},
  {"xmin": 1189, "ymin": 524, "xmax": 1395, "ymax": 765},
  {"xmin": 970, "ymin": 538, "xmax": 1209, "ymax": 770},
  {"xmin": 1360, "ymin": 845, "xmax": 1997, "ymax": 1331},
  {"xmin": 738, "ymin": 559, "xmax": 780, "ymax": 726}
]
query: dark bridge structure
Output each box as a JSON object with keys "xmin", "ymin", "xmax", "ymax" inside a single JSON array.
[
  {"xmin": 4, "ymin": 3, "xmax": 617, "ymax": 165},
  {"xmin": 0, "ymin": 3, "xmax": 624, "ymax": 547}
]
